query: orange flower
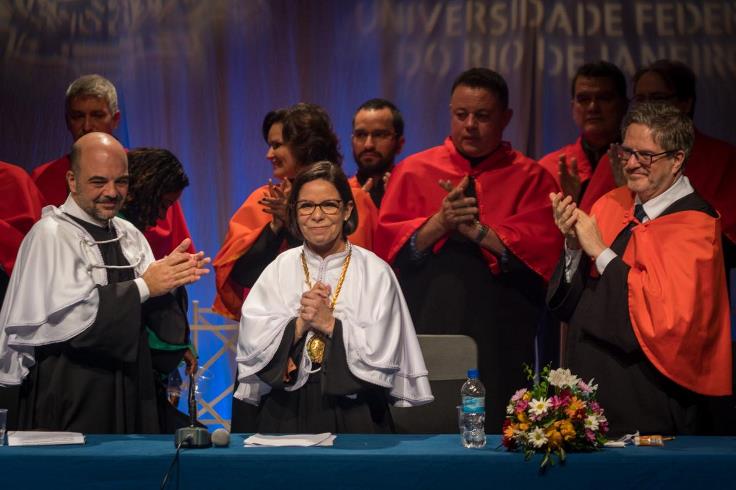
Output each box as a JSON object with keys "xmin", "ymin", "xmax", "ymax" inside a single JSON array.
[
  {"xmin": 565, "ymin": 396, "xmax": 585, "ymax": 419},
  {"xmin": 503, "ymin": 423, "xmax": 518, "ymax": 440}
]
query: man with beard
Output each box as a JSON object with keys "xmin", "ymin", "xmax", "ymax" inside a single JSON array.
[
  {"xmin": 349, "ymin": 99, "xmax": 405, "ymax": 207},
  {"xmin": 0, "ymin": 133, "xmax": 210, "ymax": 433},
  {"xmin": 538, "ymin": 61, "xmax": 628, "ymax": 212},
  {"xmin": 31, "ymin": 74, "xmax": 195, "ymax": 259}
]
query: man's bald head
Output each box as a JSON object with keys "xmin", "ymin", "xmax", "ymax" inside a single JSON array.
[
  {"xmin": 70, "ymin": 132, "xmax": 127, "ymax": 176},
  {"xmin": 67, "ymin": 132, "xmax": 130, "ymax": 221}
]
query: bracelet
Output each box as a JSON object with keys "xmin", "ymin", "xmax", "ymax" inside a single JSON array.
[{"xmin": 474, "ymin": 223, "xmax": 489, "ymax": 243}]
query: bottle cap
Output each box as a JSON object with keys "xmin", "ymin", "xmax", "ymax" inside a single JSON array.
[{"xmin": 467, "ymin": 368, "xmax": 479, "ymax": 379}]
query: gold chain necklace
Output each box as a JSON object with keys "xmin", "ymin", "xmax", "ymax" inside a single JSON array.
[{"xmin": 300, "ymin": 243, "xmax": 351, "ymax": 364}]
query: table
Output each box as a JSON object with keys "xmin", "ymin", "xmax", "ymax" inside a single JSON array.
[{"xmin": 2, "ymin": 434, "xmax": 734, "ymax": 489}]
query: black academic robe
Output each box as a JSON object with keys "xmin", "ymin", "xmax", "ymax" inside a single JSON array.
[
  {"xmin": 547, "ymin": 193, "xmax": 718, "ymax": 437},
  {"xmin": 17, "ymin": 217, "xmax": 186, "ymax": 434},
  {"xmin": 252, "ymin": 319, "xmax": 393, "ymax": 434},
  {"xmin": 228, "ymin": 226, "xmax": 301, "ymax": 433}
]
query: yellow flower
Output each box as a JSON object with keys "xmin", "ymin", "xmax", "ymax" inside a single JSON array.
[
  {"xmin": 560, "ymin": 420, "xmax": 576, "ymax": 441},
  {"xmin": 523, "ymin": 392, "xmax": 532, "ymax": 401},
  {"xmin": 545, "ymin": 428, "xmax": 563, "ymax": 448}
]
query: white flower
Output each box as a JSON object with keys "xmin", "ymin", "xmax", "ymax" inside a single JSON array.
[
  {"xmin": 529, "ymin": 427, "xmax": 548, "ymax": 448},
  {"xmin": 506, "ymin": 403, "xmax": 515, "ymax": 415},
  {"xmin": 584, "ymin": 415, "xmax": 599, "ymax": 431},
  {"xmin": 548, "ymin": 368, "xmax": 581, "ymax": 388},
  {"xmin": 529, "ymin": 397, "xmax": 551, "ymax": 418}
]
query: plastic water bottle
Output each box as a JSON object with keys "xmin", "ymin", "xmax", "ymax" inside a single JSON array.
[{"xmin": 461, "ymin": 368, "xmax": 486, "ymax": 448}]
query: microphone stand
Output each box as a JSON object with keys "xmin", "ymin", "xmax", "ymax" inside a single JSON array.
[{"xmin": 174, "ymin": 371, "xmax": 211, "ymax": 448}]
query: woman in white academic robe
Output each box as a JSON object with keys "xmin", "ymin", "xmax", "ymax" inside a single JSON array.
[{"xmin": 234, "ymin": 161, "xmax": 433, "ymax": 433}]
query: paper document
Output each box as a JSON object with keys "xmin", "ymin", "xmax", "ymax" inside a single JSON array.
[
  {"xmin": 7, "ymin": 431, "xmax": 86, "ymax": 446},
  {"xmin": 244, "ymin": 432, "xmax": 335, "ymax": 447}
]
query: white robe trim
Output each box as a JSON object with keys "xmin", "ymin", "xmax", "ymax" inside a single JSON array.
[
  {"xmin": 234, "ymin": 243, "xmax": 434, "ymax": 407},
  {"xmin": 0, "ymin": 195, "xmax": 154, "ymax": 386}
]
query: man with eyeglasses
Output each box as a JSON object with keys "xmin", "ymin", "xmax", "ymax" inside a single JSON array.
[
  {"xmin": 539, "ymin": 61, "xmax": 628, "ymax": 212},
  {"xmin": 349, "ymin": 99, "xmax": 405, "ymax": 208},
  {"xmin": 376, "ymin": 68, "xmax": 562, "ymax": 432},
  {"xmin": 633, "ymin": 59, "xmax": 735, "ymax": 265},
  {"xmin": 547, "ymin": 103, "xmax": 732, "ymax": 436}
]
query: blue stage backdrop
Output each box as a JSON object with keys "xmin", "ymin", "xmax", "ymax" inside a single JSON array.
[{"xmin": 1, "ymin": 0, "xmax": 734, "ymax": 427}]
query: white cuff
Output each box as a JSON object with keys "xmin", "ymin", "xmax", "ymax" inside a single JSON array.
[
  {"xmin": 564, "ymin": 246, "xmax": 583, "ymax": 283},
  {"xmin": 595, "ymin": 248, "xmax": 617, "ymax": 275},
  {"xmin": 134, "ymin": 277, "xmax": 150, "ymax": 303}
]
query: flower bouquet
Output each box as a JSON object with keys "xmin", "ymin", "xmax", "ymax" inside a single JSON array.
[{"xmin": 502, "ymin": 366, "xmax": 608, "ymax": 470}]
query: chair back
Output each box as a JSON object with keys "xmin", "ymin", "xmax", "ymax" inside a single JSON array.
[{"xmin": 390, "ymin": 334, "xmax": 478, "ymax": 433}]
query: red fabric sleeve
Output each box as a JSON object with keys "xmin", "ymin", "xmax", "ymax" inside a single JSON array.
[{"xmin": 0, "ymin": 163, "xmax": 44, "ymax": 274}]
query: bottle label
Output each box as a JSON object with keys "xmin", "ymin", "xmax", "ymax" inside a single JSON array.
[{"xmin": 462, "ymin": 395, "xmax": 485, "ymax": 414}]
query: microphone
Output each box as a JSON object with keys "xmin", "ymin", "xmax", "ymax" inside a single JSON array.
[
  {"xmin": 174, "ymin": 371, "xmax": 211, "ymax": 448},
  {"xmin": 211, "ymin": 428, "xmax": 230, "ymax": 447}
]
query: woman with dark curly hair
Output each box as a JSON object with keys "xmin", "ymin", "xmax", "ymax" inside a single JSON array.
[
  {"xmin": 213, "ymin": 103, "xmax": 377, "ymax": 322},
  {"xmin": 120, "ymin": 147, "xmax": 199, "ymax": 432}
]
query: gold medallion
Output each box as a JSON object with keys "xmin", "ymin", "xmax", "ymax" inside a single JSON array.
[
  {"xmin": 300, "ymin": 244, "xmax": 351, "ymax": 365},
  {"xmin": 306, "ymin": 334, "xmax": 326, "ymax": 364}
]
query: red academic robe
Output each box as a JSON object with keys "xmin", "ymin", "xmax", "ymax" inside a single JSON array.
[
  {"xmin": 376, "ymin": 138, "xmax": 562, "ymax": 281},
  {"xmin": 538, "ymin": 137, "xmax": 617, "ymax": 213},
  {"xmin": 31, "ymin": 154, "xmax": 194, "ymax": 258},
  {"xmin": 592, "ymin": 187, "xmax": 732, "ymax": 396},
  {"xmin": 0, "ymin": 162, "xmax": 44, "ymax": 275},
  {"xmin": 213, "ymin": 184, "xmax": 378, "ymax": 319}
]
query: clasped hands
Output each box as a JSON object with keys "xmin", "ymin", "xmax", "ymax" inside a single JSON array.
[
  {"xmin": 260, "ymin": 179, "xmax": 292, "ymax": 232},
  {"xmin": 142, "ymin": 238, "xmax": 211, "ymax": 297},
  {"xmin": 295, "ymin": 282, "xmax": 335, "ymax": 342},
  {"xmin": 549, "ymin": 192, "xmax": 606, "ymax": 259},
  {"xmin": 434, "ymin": 175, "xmax": 481, "ymax": 239}
]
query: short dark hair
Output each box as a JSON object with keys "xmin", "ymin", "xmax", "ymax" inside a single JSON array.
[
  {"xmin": 450, "ymin": 68, "xmax": 509, "ymax": 110},
  {"xmin": 622, "ymin": 102, "xmax": 694, "ymax": 164},
  {"xmin": 287, "ymin": 161, "xmax": 357, "ymax": 240},
  {"xmin": 282, "ymin": 103, "xmax": 342, "ymax": 167},
  {"xmin": 261, "ymin": 108, "xmax": 288, "ymax": 143},
  {"xmin": 122, "ymin": 147, "xmax": 189, "ymax": 231},
  {"xmin": 352, "ymin": 98, "xmax": 404, "ymax": 137},
  {"xmin": 633, "ymin": 59, "xmax": 696, "ymax": 118},
  {"xmin": 571, "ymin": 61, "xmax": 627, "ymax": 99}
]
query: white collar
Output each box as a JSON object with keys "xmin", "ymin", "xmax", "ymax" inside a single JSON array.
[
  {"xmin": 635, "ymin": 175, "xmax": 693, "ymax": 222},
  {"xmin": 302, "ymin": 241, "xmax": 351, "ymax": 265},
  {"xmin": 60, "ymin": 194, "xmax": 111, "ymax": 228}
]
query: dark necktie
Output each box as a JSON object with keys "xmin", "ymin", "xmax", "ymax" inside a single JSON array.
[{"xmin": 610, "ymin": 204, "xmax": 647, "ymax": 256}]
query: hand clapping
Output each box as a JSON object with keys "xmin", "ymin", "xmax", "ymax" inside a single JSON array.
[
  {"xmin": 142, "ymin": 238, "xmax": 211, "ymax": 297},
  {"xmin": 260, "ymin": 179, "xmax": 292, "ymax": 232},
  {"xmin": 436, "ymin": 176, "xmax": 478, "ymax": 232}
]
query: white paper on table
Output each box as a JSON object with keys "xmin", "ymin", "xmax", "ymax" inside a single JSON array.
[
  {"xmin": 7, "ymin": 431, "xmax": 86, "ymax": 446},
  {"xmin": 244, "ymin": 433, "xmax": 335, "ymax": 447}
]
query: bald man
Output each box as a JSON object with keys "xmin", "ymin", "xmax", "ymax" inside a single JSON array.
[{"xmin": 0, "ymin": 133, "xmax": 210, "ymax": 433}]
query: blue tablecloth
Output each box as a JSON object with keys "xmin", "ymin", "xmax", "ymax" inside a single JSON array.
[{"xmin": 1, "ymin": 434, "xmax": 734, "ymax": 489}]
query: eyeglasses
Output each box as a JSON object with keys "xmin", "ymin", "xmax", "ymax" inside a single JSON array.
[
  {"xmin": 295, "ymin": 199, "xmax": 343, "ymax": 216},
  {"xmin": 631, "ymin": 93, "xmax": 678, "ymax": 104},
  {"xmin": 612, "ymin": 144, "xmax": 679, "ymax": 167},
  {"xmin": 352, "ymin": 130, "xmax": 395, "ymax": 142}
]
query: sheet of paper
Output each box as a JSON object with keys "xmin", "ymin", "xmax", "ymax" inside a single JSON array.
[
  {"xmin": 7, "ymin": 431, "xmax": 86, "ymax": 446},
  {"xmin": 244, "ymin": 433, "xmax": 335, "ymax": 447}
]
